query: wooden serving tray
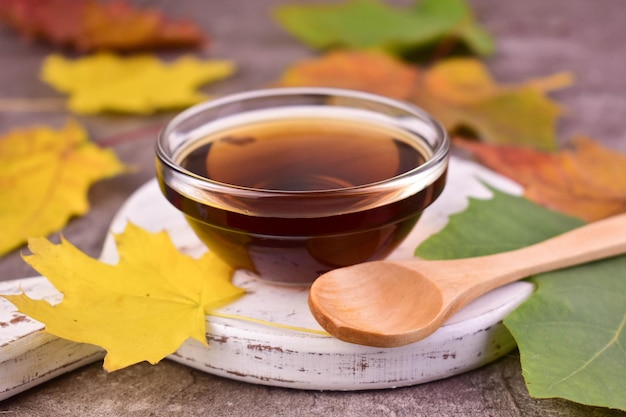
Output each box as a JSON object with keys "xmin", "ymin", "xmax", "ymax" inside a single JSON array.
[{"xmin": 0, "ymin": 157, "xmax": 533, "ymax": 400}]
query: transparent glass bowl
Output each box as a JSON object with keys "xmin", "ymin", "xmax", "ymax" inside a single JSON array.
[{"xmin": 156, "ymin": 87, "xmax": 449, "ymax": 285}]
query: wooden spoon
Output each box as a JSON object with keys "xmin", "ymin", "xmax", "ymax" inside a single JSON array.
[{"xmin": 309, "ymin": 213, "xmax": 626, "ymax": 348}]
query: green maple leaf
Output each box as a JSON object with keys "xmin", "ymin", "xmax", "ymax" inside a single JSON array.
[
  {"xmin": 506, "ymin": 260, "xmax": 626, "ymax": 410},
  {"xmin": 415, "ymin": 187, "xmax": 626, "ymax": 411},
  {"xmin": 415, "ymin": 187, "xmax": 584, "ymax": 259},
  {"xmin": 410, "ymin": 0, "xmax": 493, "ymax": 56},
  {"xmin": 273, "ymin": 0, "xmax": 494, "ymax": 57}
]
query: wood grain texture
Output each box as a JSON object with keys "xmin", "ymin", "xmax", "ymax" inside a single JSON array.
[{"xmin": 1, "ymin": 157, "xmax": 533, "ymax": 399}]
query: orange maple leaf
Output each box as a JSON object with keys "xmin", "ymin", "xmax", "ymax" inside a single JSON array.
[
  {"xmin": 276, "ymin": 50, "xmax": 419, "ymax": 101},
  {"xmin": 455, "ymin": 137, "xmax": 626, "ymax": 221},
  {"xmin": 275, "ymin": 50, "xmax": 570, "ymax": 149},
  {"xmin": 412, "ymin": 58, "xmax": 571, "ymax": 150},
  {"xmin": 0, "ymin": 0, "xmax": 205, "ymax": 51}
]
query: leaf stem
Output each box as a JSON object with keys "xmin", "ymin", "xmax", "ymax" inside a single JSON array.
[{"xmin": 208, "ymin": 311, "xmax": 330, "ymax": 336}]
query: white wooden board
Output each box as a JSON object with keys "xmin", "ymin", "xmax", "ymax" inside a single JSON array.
[{"xmin": 0, "ymin": 156, "xmax": 534, "ymax": 399}]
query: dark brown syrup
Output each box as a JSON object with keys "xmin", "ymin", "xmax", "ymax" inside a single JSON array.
[{"xmin": 161, "ymin": 116, "xmax": 446, "ymax": 284}]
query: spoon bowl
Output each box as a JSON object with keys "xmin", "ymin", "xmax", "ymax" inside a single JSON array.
[
  {"xmin": 309, "ymin": 213, "xmax": 626, "ymax": 347},
  {"xmin": 310, "ymin": 262, "xmax": 444, "ymax": 347}
]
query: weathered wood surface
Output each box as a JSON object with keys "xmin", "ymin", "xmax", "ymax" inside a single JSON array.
[
  {"xmin": 2, "ymin": 158, "xmax": 534, "ymax": 399},
  {"xmin": 1, "ymin": 0, "xmax": 625, "ymax": 415}
]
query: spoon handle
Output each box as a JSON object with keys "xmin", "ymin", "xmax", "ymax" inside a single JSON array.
[
  {"xmin": 446, "ymin": 213, "xmax": 626, "ymax": 296},
  {"xmin": 505, "ymin": 212, "xmax": 626, "ymax": 276}
]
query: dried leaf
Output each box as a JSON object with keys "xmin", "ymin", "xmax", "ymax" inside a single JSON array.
[
  {"xmin": 0, "ymin": 0, "xmax": 204, "ymax": 51},
  {"xmin": 0, "ymin": 121, "xmax": 125, "ymax": 256},
  {"xmin": 413, "ymin": 58, "xmax": 571, "ymax": 150},
  {"xmin": 276, "ymin": 50, "xmax": 419, "ymax": 100},
  {"xmin": 273, "ymin": 0, "xmax": 494, "ymax": 57},
  {"xmin": 276, "ymin": 51, "xmax": 570, "ymax": 149},
  {"xmin": 456, "ymin": 136, "xmax": 626, "ymax": 221},
  {"xmin": 41, "ymin": 53, "xmax": 235, "ymax": 114},
  {"xmin": 2, "ymin": 223, "xmax": 245, "ymax": 371}
]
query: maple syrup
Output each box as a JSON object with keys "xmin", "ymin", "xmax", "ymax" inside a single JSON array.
[{"xmin": 157, "ymin": 90, "xmax": 449, "ymax": 284}]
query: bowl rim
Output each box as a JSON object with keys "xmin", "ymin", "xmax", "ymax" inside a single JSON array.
[{"xmin": 156, "ymin": 87, "xmax": 450, "ymax": 198}]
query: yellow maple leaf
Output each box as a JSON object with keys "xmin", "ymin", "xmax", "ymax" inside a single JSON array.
[
  {"xmin": 0, "ymin": 121, "xmax": 125, "ymax": 256},
  {"xmin": 40, "ymin": 53, "xmax": 235, "ymax": 114},
  {"xmin": 2, "ymin": 223, "xmax": 245, "ymax": 371}
]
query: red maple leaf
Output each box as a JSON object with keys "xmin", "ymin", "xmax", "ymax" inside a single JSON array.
[{"xmin": 0, "ymin": 0, "xmax": 205, "ymax": 51}]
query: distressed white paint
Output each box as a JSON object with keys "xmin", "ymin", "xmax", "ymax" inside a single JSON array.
[{"xmin": 0, "ymin": 157, "xmax": 532, "ymax": 400}]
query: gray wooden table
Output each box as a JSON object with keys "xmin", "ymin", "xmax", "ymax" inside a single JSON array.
[{"xmin": 1, "ymin": 1, "xmax": 625, "ymax": 415}]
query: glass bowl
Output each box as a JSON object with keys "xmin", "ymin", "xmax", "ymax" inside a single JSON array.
[{"xmin": 156, "ymin": 87, "xmax": 449, "ymax": 285}]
